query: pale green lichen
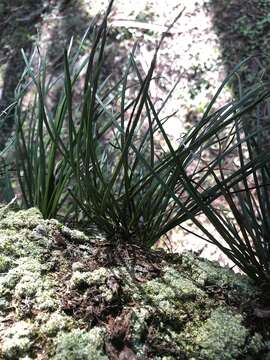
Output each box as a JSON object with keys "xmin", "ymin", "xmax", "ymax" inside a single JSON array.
[
  {"xmin": 70, "ymin": 267, "xmax": 115, "ymax": 288},
  {"xmin": 0, "ymin": 255, "xmax": 11, "ymax": 272},
  {"xmin": 0, "ymin": 258, "xmax": 42, "ymax": 295},
  {"xmin": 0, "ymin": 206, "xmax": 267, "ymax": 359},
  {"xmin": 0, "ymin": 227, "xmax": 49, "ymax": 260},
  {"xmin": 60, "ymin": 225, "xmax": 89, "ymax": 243},
  {"xmin": 72, "ymin": 261, "xmax": 85, "ymax": 272},
  {"xmin": 194, "ymin": 308, "xmax": 248, "ymax": 360},
  {"xmin": 70, "ymin": 270, "xmax": 92, "ymax": 288},
  {"xmin": 0, "ymin": 256, "xmax": 59, "ymax": 320},
  {"xmin": 130, "ymin": 306, "xmax": 151, "ymax": 355},
  {"xmin": 41, "ymin": 312, "xmax": 72, "ymax": 336},
  {"xmin": 15, "ymin": 273, "xmax": 43, "ymax": 298},
  {"xmin": 35, "ymin": 285, "xmax": 60, "ymax": 312},
  {"xmin": 70, "ymin": 267, "xmax": 122, "ymax": 302},
  {"xmin": 0, "ymin": 297, "xmax": 9, "ymax": 312},
  {"xmin": 2, "ymin": 321, "xmax": 36, "ymax": 359},
  {"xmin": 0, "ymin": 203, "xmax": 18, "ymax": 220},
  {"xmin": 142, "ymin": 266, "xmax": 205, "ymax": 319},
  {"xmin": 53, "ymin": 327, "xmax": 108, "ymax": 360},
  {"xmin": 0, "ymin": 208, "xmax": 42, "ymax": 230},
  {"xmin": 0, "ymin": 210, "xmax": 60, "ymax": 317},
  {"xmin": 181, "ymin": 251, "xmax": 257, "ymax": 300},
  {"xmin": 163, "ymin": 266, "xmax": 204, "ymax": 299}
]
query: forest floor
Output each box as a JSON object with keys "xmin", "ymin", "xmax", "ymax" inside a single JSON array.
[{"xmin": 0, "ymin": 0, "xmax": 270, "ymax": 267}]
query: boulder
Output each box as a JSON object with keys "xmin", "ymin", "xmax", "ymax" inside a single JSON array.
[{"xmin": 0, "ymin": 205, "xmax": 269, "ymax": 359}]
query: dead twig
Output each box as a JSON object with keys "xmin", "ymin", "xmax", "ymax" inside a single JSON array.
[{"xmin": 110, "ymin": 19, "xmax": 181, "ymax": 35}]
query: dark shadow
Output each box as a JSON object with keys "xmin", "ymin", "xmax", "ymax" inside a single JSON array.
[
  {"xmin": 0, "ymin": 1, "xmax": 96, "ymax": 151},
  {"xmin": 44, "ymin": 1, "xmax": 90, "ymax": 74},
  {"xmin": 0, "ymin": 0, "xmax": 93, "ymax": 202},
  {"xmin": 206, "ymin": 0, "xmax": 270, "ymax": 175},
  {"xmin": 0, "ymin": 0, "xmax": 94, "ymax": 150},
  {"xmin": 42, "ymin": 1, "xmax": 126, "ymax": 106},
  {"xmin": 0, "ymin": 0, "xmax": 46, "ymax": 150},
  {"xmin": 207, "ymin": 0, "xmax": 270, "ymax": 85}
]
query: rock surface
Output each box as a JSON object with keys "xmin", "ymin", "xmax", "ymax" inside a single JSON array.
[{"xmin": 0, "ymin": 204, "xmax": 269, "ymax": 359}]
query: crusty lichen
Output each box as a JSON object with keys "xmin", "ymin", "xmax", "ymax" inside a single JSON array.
[
  {"xmin": 70, "ymin": 267, "xmax": 113, "ymax": 288},
  {"xmin": 0, "ymin": 208, "xmax": 63, "ymax": 358},
  {"xmin": 60, "ymin": 225, "xmax": 89, "ymax": 243},
  {"xmin": 0, "ymin": 256, "xmax": 59, "ymax": 317},
  {"xmin": 0, "ymin": 207, "xmax": 42, "ymax": 230},
  {"xmin": 181, "ymin": 251, "xmax": 257, "ymax": 300},
  {"xmin": 0, "ymin": 206, "xmax": 268, "ymax": 359},
  {"xmin": 194, "ymin": 308, "xmax": 248, "ymax": 360},
  {"xmin": 2, "ymin": 321, "xmax": 36, "ymax": 359},
  {"xmin": 40, "ymin": 312, "xmax": 72, "ymax": 336},
  {"xmin": 0, "ymin": 255, "xmax": 11, "ymax": 272},
  {"xmin": 53, "ymin": 327, "xmax": 108, "ymax": 360},
  {"xmin": 70, "ymin": 267, "xmax": 122, "ymax": 302},
  {"xmin": 141, "ymin": 266, "xmax": 206, "ymax": 322},
  {"xmin": 129, "ymin": 306, "xmax": 153, "ymax": 356}
]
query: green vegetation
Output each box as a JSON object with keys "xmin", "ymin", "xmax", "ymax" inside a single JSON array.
[{"xmin": 1, "ymin": 0, "xmax": 270, "ymax": 290}]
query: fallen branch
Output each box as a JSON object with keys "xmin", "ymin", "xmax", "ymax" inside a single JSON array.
[{"xmin": 110, "ymin": 19, "xmax": 180, "ymax": 34}]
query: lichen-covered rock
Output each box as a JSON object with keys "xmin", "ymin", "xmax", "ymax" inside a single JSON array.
[
  {"xmin": 2, "ymin": 321, "xmax": 36, "ymax": 359},
  {"xmin": 0, "ymin": 255, "xmax": 11, "ymax": 272},
  {"xmin": 141, "ymin": 267, "xmax": 206, "ymax": 323},
  {"xmin": 70, "ymin": 267, "xmax": 113, "ymax": 288},
  {"xmin": 53, "ymin": 327, "xmax": 108, "ymax": 360},
  {"xmin": 40, "ymin": 312, "xmax": 72, "ymax": 336},
  {"xmin": 130, "ymin": 306, "xmax": 152, "ymax": 355},
  {"xmin": 194, "ymin": 309, "xmax": 248, "ymax": 360},
  {"xmin": 180, "ymin": 251, "xmax": 257, "ymax": 300},
  {"xmin": 0, "ymin": 206, "xmax": 269, "ymax": 359},
  {"xmin": 0, "ymin": 206, "xmax": 42, "ymax": 230}
]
